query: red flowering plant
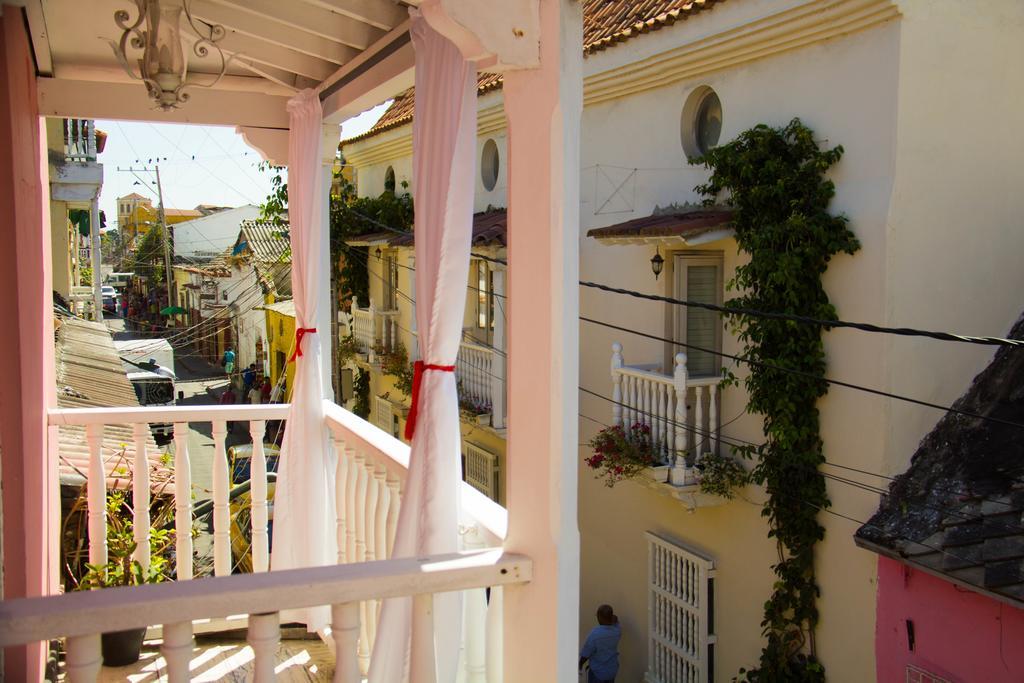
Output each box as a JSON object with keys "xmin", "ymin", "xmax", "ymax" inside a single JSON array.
[{"xmin": 585, "ymin": 422, "xmax": 659, "ymax": 487}]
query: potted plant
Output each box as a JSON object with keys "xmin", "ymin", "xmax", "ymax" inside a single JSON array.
[
  {"xmin": 77, "ymin": 489, "xmax": 175, "ymax": 666},
  {"xmin": 584, "ymin": 422, "xmax": 659, "ymax": 487},
  {"xmin": 696, "ymin": 451, "xmax": 749, "ymax": 499}
]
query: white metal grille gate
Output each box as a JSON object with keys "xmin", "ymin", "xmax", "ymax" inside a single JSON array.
[
  {"xmin": 463, "ymin": 441, "xmax": 499, "ymax": 501},
  {"xmin": 645, "ymin": 532, "xmax": 715, "ymax": 683},
  {"xmin": 373, "ymin": 396, "xmax": 392, "ymax": 433}
]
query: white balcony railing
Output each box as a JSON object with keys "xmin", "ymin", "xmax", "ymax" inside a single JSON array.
[
  {"xmin": 351, "ymin": 296, "xmax": 399, "ymax": 361},
  {"xmin": 64, "ymin": 119, "xmax": 98, "ymax": 162},
  {"xmin": 610, "ymin": 342, "xmax": 720, "ymax": 472},
  {"xmin": 30, "ymin": 400, "xmax": 516, "ymax": 682}
]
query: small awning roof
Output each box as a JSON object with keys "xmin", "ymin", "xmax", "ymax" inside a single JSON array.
[
  {"xmin": 587, "ymin": 208, "xmax": 733, "ymax": 245},
  {"xmin": 347, "ymin": 209, "xmax": 507, "ymax": 249}
]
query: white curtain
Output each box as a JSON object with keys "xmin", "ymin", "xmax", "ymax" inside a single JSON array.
[
  {"xmin": 270, "ymin": 88, "xmax": 337, "ymax": 631},
  {"xmin": 369, "ymin": 13, "xmax": 477, "ymax": 683}
]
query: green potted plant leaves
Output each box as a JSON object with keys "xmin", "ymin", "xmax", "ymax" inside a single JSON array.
[
  {"xmin": 76, "ymin": 489, "xmax": 176, "ymax": 666},
  {"xmin": 584, "ymin": 422, "xmax": 659, "ymax": 487}
]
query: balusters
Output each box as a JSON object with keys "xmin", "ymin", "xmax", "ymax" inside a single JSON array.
[
  {"xmin": 353, "ymin": 452, "xmax": 370, "ymax": 672},
  {"xmin": 332, "ymin": 603, "xmax": 362, "ymax": 683},
  {"xmin": 372, "ymin": 466, "xmax": 390, "ymax": 602},
  {"xmin": 131, "ymin": 424, "xmax": 151, "ymax": 571},
  {"xmin": 162, "ymin": 621, "xmax": 193, "ymax": 682},
  {"xmin": 85, "ymin": 423, "xmax": 106, "ymax": 567},
  {"xmin": 671, "ymin": 353, "xmax": 689, "ymax": 485},
  {"xmin": 66, "ymin": 634, "xmax": 102, "ymax": 682},
  {"xmin": 386, "ymin": 475, "xmax": 401, "ymax": 557},
  {"xmin": 249, "ymin": 420, "xmax": 269, "ymax": 572},
  {"xmin": 611, "ymin": 343, "xmax": 624, "ymax": 426},
  {"xmin": 345, "ymin": 446, "xmax": 359, "ymax": 564},
  {"xmin": 173, "ymin": 423, "xmax": 193, "ymax": 581},
  {"xmin": 248, "ymin": 612, "xmax": 280, "ymax": 682},
  {"xmin": 212, "ymin": 420, "xmax": 230, "ymax": 577},
  {"xmin": 462, "ymin": 527, "xmax": 488, "ymax": 683},
  {"xmin": 709, "ymin": 383, "xmax": 719, "ymax": 458},
  {"xmin": 362, "ymin": 458, "xmax": 380, "ymax": 650},
  {"xmin": 694, "ymin": 386, "xmax": 706, "ymax": 461},
  {"xmin": 333, "ymin": 436, "xmax": 349, "ymax": 563}
]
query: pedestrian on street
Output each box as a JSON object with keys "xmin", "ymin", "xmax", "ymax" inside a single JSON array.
[
  {"xmin": 579, "ymin": 604, "xmax": 621, "ymax": 683},
  {"xmin": 260, "ymin": 377, "xmax": 272, "ymax": 403},
  {"xmin": 223, "ymin": 347, "xmax": 236, "ymax": 376},
  {"xmin": 243, "ymin": 363, "xmax": 257, "ymax": 393},
  {"xmin": 248, "ymin": 381, "xmax": 262, "ymax": 405}
]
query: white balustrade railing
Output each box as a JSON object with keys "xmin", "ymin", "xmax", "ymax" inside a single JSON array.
[
  {"xmin": 64, "ymin": 119, "xmax": 98, "ymax": 162},
  {"xmin": 457, "ymin": 340, "xmax": 495, "ymax": 411},
  {"xmin": 351, "ymin": 296, "xmax": 400, "ymax": 360},
  {"xmin": 44, "ymin": 399, "xmax": 512, "ymax": 682},
  {"xmin": 610, "ymin": 342, "xmax": 721, "ymax": 486}
]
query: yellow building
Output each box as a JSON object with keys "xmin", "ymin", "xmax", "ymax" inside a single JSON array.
[
  {"xmin": 264, "ymin": 298, "xmax": 296, "ymax": 403},
  {"xmin": 348, "ymin": 209, "xmax": 508, "ymax": 505},
  {"xmin": 116, "ymin": 192, "xmax": 202, "ymax": 242}
]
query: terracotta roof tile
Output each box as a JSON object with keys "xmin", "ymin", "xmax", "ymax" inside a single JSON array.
[
  {"xmin": 350, "ymin": 209, "xmax": 507, "ymax": 248},
  {"xmin": 582, "ymin": 0, "xmax": 726, "ymax": 55},
  {"xmin": 587, "ymin": 208, "xmax": 733, "ymax": 240},
  {"xmin": 344, "ymin": 2, "xmax": 725, "ymax": 144}
]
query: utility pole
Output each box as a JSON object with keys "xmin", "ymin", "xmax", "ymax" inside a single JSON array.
[
  {"xmin": 154, "ymin": 165, "xmax": 174, "ymax": 313},
  {"xmin": 117, "ymin": 166, "xmax": 175, "ymax": 314}
]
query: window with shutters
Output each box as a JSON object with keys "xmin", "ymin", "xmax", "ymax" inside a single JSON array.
[
  {"xmin": 646, "ymin": 532, "xmax": 716, "ymax": 683},
  {"xmin": 383, "ymin": 254, "xmax": 399, "ymax": 311},
  {"xmin": 673, "ymin": 253, "xmax": 723, "ymax": 378},
  {"xmin": 374, "ymin": 396, "xmax": 392, "ymax": 433}
]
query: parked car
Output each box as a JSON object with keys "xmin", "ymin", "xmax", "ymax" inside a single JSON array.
[{"xmin": 101, "ymin": 285, "xmax": 118, "ymax": 313}]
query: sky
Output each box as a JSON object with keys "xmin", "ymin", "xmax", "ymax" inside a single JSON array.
[{"xmin": 95, "ymin": 101, "xmax": 391, "ymax": 231}]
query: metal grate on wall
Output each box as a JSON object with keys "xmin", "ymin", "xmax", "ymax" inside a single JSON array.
[
  {"xmin": 373, "ymin": 395, "xmax": 393, "ymax": 433},
  {"xmin": 645, "ymin": 531, "xmax": 716, "ymax": 683},
  {"xmin": 463, "ymin": 441, "xmax": 499, "ymax": 502}
]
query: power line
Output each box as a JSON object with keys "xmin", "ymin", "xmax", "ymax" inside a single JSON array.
[
  {"xmin": 580, "ymin": 280, "xmax": 1024, "ymax": 349},
  {"xmin": 579, "ymin": 316, "xmax": 1024, "ymax": 432}
]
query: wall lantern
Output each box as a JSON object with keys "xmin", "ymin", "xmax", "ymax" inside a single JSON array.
[
  {"xmin": 375, "ymin": 247, "xmax": 383, "ymax": 259},
  {"xmin": 651, "ymin": 247, "xmax": 665, "ymax": 280},
  {"xmin": 109, "ymin": 0, "xmax": 235, "ymax": 111}
]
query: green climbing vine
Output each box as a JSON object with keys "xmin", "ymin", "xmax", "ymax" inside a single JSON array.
[{"xmin": 694, "ymin": 119, "xmax": 859, "ymax": 682}]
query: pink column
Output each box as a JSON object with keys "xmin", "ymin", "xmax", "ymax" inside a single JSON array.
[
  {"xmin": 0, "ymin": 5, "xmax": 58, "ymax": 680},
  {"xmin": 502, "ymin": 0, "xmax": 583, "ymax": 680}
]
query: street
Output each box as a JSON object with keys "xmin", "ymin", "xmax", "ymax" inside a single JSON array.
[{"xmin": 106, "ymin": 314, "xmax": 249, "ymax": 573}]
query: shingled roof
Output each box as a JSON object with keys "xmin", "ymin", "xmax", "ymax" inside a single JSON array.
[
  {"xmin": 855, "ymin": 312, "xmax": 1024, "ymax": 606},
  {"xmin": 345, "ymin": 0, "xmax": 727, "ymax": 143},
  {"xmin": 54, "ymin": 315, "xmax": 169, "ymax": 492},
  {"xmin": 235, "ymin": 220, "xmax": 292, "ymax": 297}
]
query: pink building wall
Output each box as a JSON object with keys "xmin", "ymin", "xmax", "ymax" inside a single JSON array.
[
  {"xmin": 0, "ymin": 5, "xmax": 58, "ymax": 680},
  {"xmin": 877, "ymin": 557, "xmax": 1024, "ymax": 683}
]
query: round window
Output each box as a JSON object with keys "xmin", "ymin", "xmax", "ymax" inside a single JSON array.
[
  {"xmin": 481, "ymin": 139, "xmax": 499, "ymax": 191},
  {"xmin": 681, "ymin": 86, "xmax": 723, "ymax": 159},
  {"xmin": 384, "ymin": 166, "xmax": 396, "ymax": 193}
]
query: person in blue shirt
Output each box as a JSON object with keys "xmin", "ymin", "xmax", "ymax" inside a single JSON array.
[
  {"xmin": 579, "ymin": 604, "xmax": 621, "ymax": 683},
  {"xmin": 223, "ymin": 347, "xmax": 236, "ymax": 375},
  {"xmin": 242, "ymin": 363, "xmax": 257, "ymax": 394}
]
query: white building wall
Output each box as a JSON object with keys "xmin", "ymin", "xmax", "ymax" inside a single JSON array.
[
  {"xmin": 173, "ymin": 205, "xmax": 260, "ymax": 260},
  {"xmin": 342, "ymin": 3, "xmax": 1024, "ymax": 679}
]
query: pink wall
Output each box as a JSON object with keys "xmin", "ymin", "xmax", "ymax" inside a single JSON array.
[
  {"xmin": 877, "ymin": 557, "xmax": 1024, "ymax": 683},
  {"xmin": 0, "ymin": 5, "xmax": 58, "ymax": 680}
]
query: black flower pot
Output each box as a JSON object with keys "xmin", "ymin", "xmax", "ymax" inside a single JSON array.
[{"xmin": 101, "ymin": 627, "xmax": 146, "ymax": 667}]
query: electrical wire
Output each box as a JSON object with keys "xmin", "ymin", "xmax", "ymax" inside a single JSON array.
[
  {"xmin": 580, "ymin": 316, "xmax": 1024, "ymax": 432},
  {"xmin": 580, "ymin": 280, "xmax": 1024, "ymax": 348}
]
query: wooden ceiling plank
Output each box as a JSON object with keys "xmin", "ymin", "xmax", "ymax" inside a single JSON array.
[
  {"xmin": 301, "ymin": 0, "xmax": 409, "ymax": 31},
  {"xmin": 211, "ymin": 0, "xmax": 384, "ymax": 51},
  {"xmin": 190, "ymin": 0, "xmax": 358, "ymax": 65},
  {"xmin": 183, "ymin": 29, "xmax": 336, "ymax": 82}
]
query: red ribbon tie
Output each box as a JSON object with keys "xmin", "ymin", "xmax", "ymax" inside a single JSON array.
[
  {"xmin": 289, "ymin": 327, "xmax": 317, "ymax": 362},
  {"xmin": 404, "ymin": 360, "xmax": 456, "ymax": 440}
]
